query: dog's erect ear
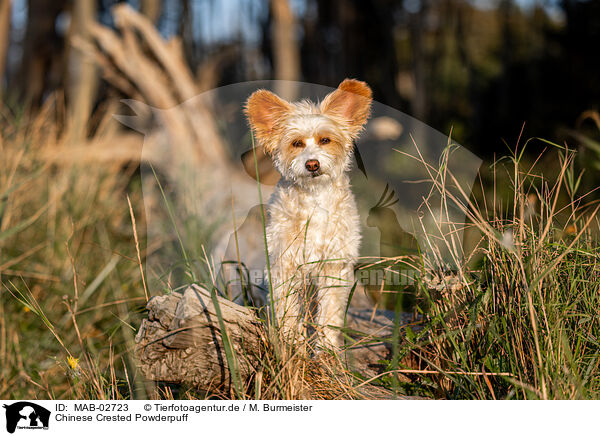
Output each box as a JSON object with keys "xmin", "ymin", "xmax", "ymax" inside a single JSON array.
[
  {"xmin": 321, "ymin": 79, "xmax": 372, "ymax": 138},
  {"xmin": 245, "ymin": 90, "xmax": 292, "ymax": 154}
]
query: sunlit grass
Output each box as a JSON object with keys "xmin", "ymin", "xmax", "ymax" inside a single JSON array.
[
  {"xmin": 1, "ymin": 103, "xmax": 598, "ymax": 399},
  {"xmin": 378, "ymin": 141, "xmax": 600, "ymax": 399}
]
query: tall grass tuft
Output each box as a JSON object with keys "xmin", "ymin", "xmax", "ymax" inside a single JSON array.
[
  {"xmin": 389, "ymin": 142, "xmax": 600, "ymax": 399},
  {"xmin": 0, "ymin": 101, "xmax": 149, "ymax": 399}
]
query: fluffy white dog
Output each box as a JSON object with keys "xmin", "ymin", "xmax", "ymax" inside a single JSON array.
[{"xmin": 245, "ymin": 79, "xmax": 372, "ymax": 349}]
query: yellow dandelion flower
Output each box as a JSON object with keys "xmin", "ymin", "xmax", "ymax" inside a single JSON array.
[
  {"xmin": 23, "ymin": 306, "xmax": 31, "ymax": 313},
  {"xmin": 67, "ymin": 356, "xmax": 80, "ymax": 370}
]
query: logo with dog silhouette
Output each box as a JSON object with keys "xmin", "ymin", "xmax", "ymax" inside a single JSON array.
[{"xmin": 2, "ymin": 402, "xmax": 50, "ymax": 433}]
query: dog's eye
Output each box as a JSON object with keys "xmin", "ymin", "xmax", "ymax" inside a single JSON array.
[
  {"xmin": 319, "ymin": 137, "xmax": 331, "ymax": 145},
  {"xmin": 292, "ymin": 140, "xmax": 304, "ymax": 148}
]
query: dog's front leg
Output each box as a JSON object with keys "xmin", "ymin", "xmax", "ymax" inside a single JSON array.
[
  {"xmin": 270, "ymin": 262, "xmax": 305, "ymax": 343},
  {"xmin": 315, "ymin": 263, "xmax": 354, "ymax": 350}
]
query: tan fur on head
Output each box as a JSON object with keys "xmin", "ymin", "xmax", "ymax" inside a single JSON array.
[
  {"xmin": 245, "ymin": 79, "xmax": 372, "ymax": 155},
  {"xmin": 320, "ymin": 79, "xmax": 372, "ymax": 138},
  {"xmin": 245, "ymin": 89, "xmax": 292, "ymax": 154}
]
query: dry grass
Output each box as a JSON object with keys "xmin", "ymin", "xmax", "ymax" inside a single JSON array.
[
  {"xmin": 0, "ymin": 101, "xmax": 373, "ymax": 400},
  {"xmin": 384, "ymin": 139, "xmax": 600, "ymax": 399},
  {"xmin": 1, "ymin": 98, "xmax": 599, "ymax": 400},
  {"xmin": 0, "ymin": 100, "xmax": 148, "ymax": 399}
]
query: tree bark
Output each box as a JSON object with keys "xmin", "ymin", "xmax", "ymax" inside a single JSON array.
[
  {"xmin": 135, "ymin": 284, "xmax": 418, "ymax": 399},
  {"xmin": 270, "ymin": 0, "xmax": 300, "ymax": 101},
  {"xmin": 140, "ymin": 0, "xmax": 161, "ymax": 24},
  {"xmin": 409, "ymin": 1, "xmax": 429, "ymax": 121},
  {"xmin": 67, "ymin": 0, "xmax": 97, "ymax": 143},
  {"xmin": 18, "ymin": 0, "xmax": 68, "ymax": 106},
  {"xmin": 0, "ymin": 0, "xmax": 11, "ymax": 99}
]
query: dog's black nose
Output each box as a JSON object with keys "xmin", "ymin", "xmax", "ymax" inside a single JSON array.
[{"xmin": 305, "ymin": 160, "xmax": 320, "ymax": 172}]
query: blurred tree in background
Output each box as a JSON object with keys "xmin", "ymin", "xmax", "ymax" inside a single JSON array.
[{"xmin": 1, "ymin": 0, "xmax": 599, "ymax": 159}]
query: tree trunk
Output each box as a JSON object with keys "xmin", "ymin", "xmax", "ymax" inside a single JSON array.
[
  {"xmin": 18, "ymin": 0, "xmax": 68, "ymax": 106},
  {"xmin": 0, "ymin": 0, "xmax": 11, "ymax": 99},
  {"xmin": 135, "ymin": 284, "xmax": 419, "ymax": 399},
  {"xmin": 67, "ymin": 0, "xmax": 97, "ymax": 143},
  {"xmin": 270, "ymin": 0, "xmax": 300, "ymax": 101},
  {"xmin": 409, "ymin": 1, "xmax": 429, "ymax": 121},
  {"xmin": 140, "ymin": 0, "xmax": 161, "ymax": 24}
]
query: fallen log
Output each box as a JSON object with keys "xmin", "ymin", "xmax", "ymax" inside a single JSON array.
[{"xmin": 134, "ymin": 284, "xmax": 420, "ymax": 399}]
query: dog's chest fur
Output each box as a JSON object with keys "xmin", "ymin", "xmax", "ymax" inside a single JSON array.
[{"xmin": 266, "ymin": 177, "xmax": 361, "ymax": 266}]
